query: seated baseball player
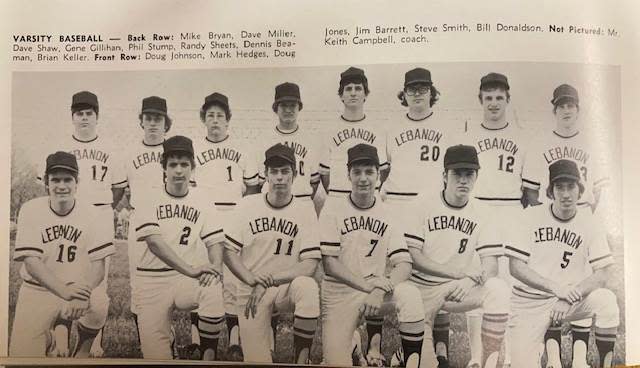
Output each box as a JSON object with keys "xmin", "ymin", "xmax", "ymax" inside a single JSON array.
[
  {"xmin": 133, "ymin": 135, "xmax": 226, "ymax": 360},
  {"xmin": 10, "ymin": 151, "xmax": 114, "ymax": 358},
  {"xmin": 403, "ymin": 145, "xmax": 510, "ymax": 368},
  {"xmin": 320, "ymin": 143, "xmax": 425, "ymax": 368},
  {"xmin": 506, "ymin": 159, "xmax": 619, "ymax": 368},
  {"xmin": 223, "ymin": 143, "xmax": 321, "ymax": 364}
]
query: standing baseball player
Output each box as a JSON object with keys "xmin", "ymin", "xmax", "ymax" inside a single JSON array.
[
  {"xmin": 319, "ymin": 66, "xmax": 389, "ymax": 198},
  {"xmin": 522, "ymin": 84, "xmax": 612, "ymax": 368},
  {"xmin": 463, "ymin": 73, "xmax": 539, "ymax": 367},
  {"xmin": 11, "ymin": 151, "xmax": 114, "ymax": 358},
  {"xmin": 120, "ymin": 96, "xmax": 171, "ymax": 345},
  {"xmin": 193, "ymin": 91, "xmax": 260, "ymax": 359},
  {"xmin": 223, "ymin": 143, "xmax": 321, "ymax": 364},
  {"xmin": 506, "ymin": 159, "xmax": 618, "ymax": 368},
  {"xmin": 36, "ymin": 91, "xmax": 127, "ymax": 357},
  {"xmin": 383, "ymin": 68, "xmax": 465, "ymax": 364},
  {"xmin": 133, "ymin": 135, "xmax": 226, "ymax": 360},
  {"xmin": 402, "ymin": 144, "xmax": 509, "ymax": 368},
  {"xmin": 320, "ymin": 143, "xmax": 425, "ymax": 367}
]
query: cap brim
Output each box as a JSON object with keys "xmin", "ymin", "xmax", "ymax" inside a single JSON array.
[
  {"xmin": 551, "ymin": 174, "xmax": 580, "ymax": 182},
  {"xmin": 275, "ymin": 96, "xmax": 301, "ymax": 104},
  {"xmin": 347, "ymin": 157, "xmax": 380, "ymax": 166},
  {"xmin": 405, "ymin": 79, "xmax": 432, "ymax": 86},
  {"xmin": 445, "ymin": 163, "xmax": 480, "ymax": 170},
  {"xmin": 47, "ymin": 164, "xmax": 78, "ymax": 174},
  {"xmin": 264, "ymin": 155, "xmax": 295, "ymax": 166},
  {"xmin": 141, "ymin": 108, "xmax": 168, "ymax": 116},
  {"xmin": 551, "ymin": 95, "xmax": 578, "ymax": 105}
]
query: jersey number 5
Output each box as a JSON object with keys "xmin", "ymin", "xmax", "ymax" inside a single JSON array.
[
  {"xmin": 560, "ymin": 251, "xmax": 573, "ymax": 268},
  {"xmin": 56, "ymin": 244, "xmax": 77, "ymax": 263}
]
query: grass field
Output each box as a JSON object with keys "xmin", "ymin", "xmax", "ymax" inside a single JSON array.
[{"xmin": 8, "ymin": 236, "xmax": 626, "ymax": 367}]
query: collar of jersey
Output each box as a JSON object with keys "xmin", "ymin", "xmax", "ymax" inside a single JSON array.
[
  {"xmin": 406, "ymin": 111, "xmax": 434, "ymax": 122},
  {"xmin": 553, "ymin": 130, "xmax": 580, "ymax": 139},
  {"xmin": 549, "ymin": 203, "xmax": 577, "ymax": 223},
  {"xmin": 72, "ymin": 134, "xmax": 98, "ymax": 143},
  {"xmin": 164, "ymin": 185, "xmax": 189, "ymax": 198},
  {"xmin": 264, "ymin": 193, "xmax": 293, "ymax": 209},
  {"xmin": 276, "ymin": 125, "xmax": 299, "ymax": 135},
  {"xmin": 348, "ymin": 194, "xmax": 376, "ymax": 210},
  {"xmin": 142, "ymin": 139, "xmax": 164, "ymax": 147},
  {"xmin": 340, "ymin": 114, "xmax": 366, "ymax": 123},
  {"xmin": 205, "ymin": 135, "xmax": 230, "ymax": 144},
  {"xmin": 480, "ymin": 122, "xmax": 509, "ymax": 131},
  {"xmin": 441, "ymin": 190, "xmax": 468, "ymax": 209},
  {"xmin": 49, "ymin": 199, "xmax": 76, "ymax": 217}
]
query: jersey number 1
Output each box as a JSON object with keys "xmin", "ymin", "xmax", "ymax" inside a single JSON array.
[
  {"xmin": 56, "ymin": 244, "xmax": 77, "ymax": 263},
  {"xmin": 92, "ymin": 165, "xmax": 108, "ymax": 182},
  {"xmin": 274, "ymin": 238, "xmax": 294, "ymax": 256}
]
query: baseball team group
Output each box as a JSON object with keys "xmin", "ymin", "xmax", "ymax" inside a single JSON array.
[{"xmin": 9, "ymin": 65, "xmax": 620, "ymax": 368}]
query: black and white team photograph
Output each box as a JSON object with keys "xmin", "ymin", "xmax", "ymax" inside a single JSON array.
[{"xmin": 8, "ymin": 62, "xmax": 624, "ymax": 368}]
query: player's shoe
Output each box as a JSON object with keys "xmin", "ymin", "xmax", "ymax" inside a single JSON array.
[
  {"xmin": 351, "ymin": 330, "xmax": 367, "ymax": 366},
  {"xmin": 366, "ymin": 350, "xmax": 386, "ymax": 367},
  {"xmin": 181, "ymin": 343, "xmax": 202, "ymax": 360},
  {"xmin": 226, "ymin": 344, "xmax": 244, "ymax": 361},
  {"xmin": 390, "ymin": 347, "xmax": 404, "ymax": 367},
  {"xmin": 437, "ymin": 355, "xmax": 450, "ymax": 368},
  {"xmin": 89, "ymin": 345, "xmax": 104, "ymax": 358}
]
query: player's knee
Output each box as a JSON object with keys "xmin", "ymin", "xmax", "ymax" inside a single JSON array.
[
  {"xmin": 79, "ymin": 290, "xmax": 109, "ymax": 329},
  {"xmin": 392, "ymin": 282, "xmax": 424, "ymax": 322},
  {"xmin": 482, "ymin": 277, "xmax": 510, "ymax": 313},
  {"xmin": 290, "ymin": 276, "xmax": 319, "ymax": 317},
  {"xmin": 589, "ymin": 288, "xmax": 620, "ymax": 328}
]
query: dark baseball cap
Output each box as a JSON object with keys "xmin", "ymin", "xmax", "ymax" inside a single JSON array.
[
  {"xmin": 71, "ymin": 91, "xmax": 99, "ymax": 111},
  {"xmin": 46, "ymin": 151, "xmax": 78, "ymax": 175},
  {"xmin": 444, "ymin": 145, "xmax": 480, "ymax": 170},
  {"xmin": 405, "ymin": 68, "xmax": 432, "ymax": 86},
  {"xmin": 264, "ymin": 143, "xmax": 296, "ymax": 167},
  {"xmin": 141, "ymin": 96, "xmax": 168, "ymax": 116},
  {"xmin": 340, "ymin": 66, "xmax": 367, "ymax": 86},
  {"xmin": 347, "ymin": 143, "xmax": 379, "ymax": 167},
  {"xmin": 273, "ymin": 82, "xmax": 303, "ymax": 111},
  {"xmin": 202, "ymin": 92, "xmax": 229, "ymax": 112},
  {"xmin": 549, "ymin": 159, "xmax": 581, "ymax": 184},
  {"xmin": 163, "ymin": 135, "xmax": 194, "ymax": 157},
  {"xmin": 480, "ymin": 73, "xmax": 510, "ymax": 90},
  {"xmin": 551, "ymin": 84, "xmax": 579, "ymax": 106}
]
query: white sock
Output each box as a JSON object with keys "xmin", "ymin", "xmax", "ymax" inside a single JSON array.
[
  {"xmin": 467, "ymin": 313, "xmax": 482, "ymax": 364},
  {"xmin": 572, "ymin": 340, "xmax": 588, "ymax": 367},
  {"xmin": 545, "ymin": 338, "xmax": 561, "ymax": 367}
]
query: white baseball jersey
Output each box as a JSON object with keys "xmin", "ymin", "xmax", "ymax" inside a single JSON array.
[
  {"xmin": 122, "ymin": 140, "xmax": 164, "ymax": 208},
  {"xmin": 257, "ymin": 125, "xmax": 321, "ymax": 198},
  {"xmin": 505, "ymin": 204, "xmax": 613, "ymax": 299},
  {"xmin": 522, "ymin": 130, "xmax": 609, "ymax": 205},
  {"xmin": 224, "ymin": 194, "xmax": 321, "ymax": 299},
  {"xmin": 403, "ymin": 192, "xmax": 501, "ymax": 285},
  {"xmin": 465, "ymin": 123, "xmax": 536, "ymax": 201},
  {"xmin": 193, "ymin": 136, "xmax": 260, "ymax": 208},
  {"xmin": 134, "ymin": 185, "xmax": 225, "ymax": 276},
  {"xmin": 14, "ymin": 197, "xmax": 115, "ymax": 288},
  {"xmin": 37, "ymin": 135, "xmax": 127, "ymax": 205},
  {"xmin": 384, "ymin": 113, "xmax": 465, "ymax": 199},
  {"xmin": 319, "ymin": 195, "xmax": 411, "ymax": 283},
  {"xmin": 318, "ymin": 117, "xmax": 388, "ymax": 195}
]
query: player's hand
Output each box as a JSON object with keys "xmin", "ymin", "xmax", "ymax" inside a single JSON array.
[
  {"xmin": 188, "ymin": 264, "xmax": 221, "ymax": 284},
  {"xmin": 550, "ymin": 283, "xmax": 572, "ymax": 301},
  {"xmin": 446, "ymin": 278, "xmax": 475, "ymax": 302},
  {"xmin": 550, "ymin": 300, "xmax": 571, "ymax": 326},
  {"xmin": 198, "ymin": 270, "xmax": 221, "ymax": 287},
  {"xmin": 565, "ymin": 285, "xmax": 582, "ymax": 305},
  {"xmin": 254, "ymin": 272, "xmax": 276, "ymax": 288},
  {"xmin": 61, "ymin": 283, "xmax": 92, "ymax": 301},
  {"xmin": 64, "ymin": 299, "xmax": 90, "ymax": 320},
  {"xmin": 464, "ymin": 270, "xmax": 486, "ymax": 285},
  {"xmin": 245, "ymin": 284, "xmax": 267, "ymax": 319},
  {"xmin": 360, "ymin": 289, "xmax": 385, "ymax": 317},
  {"xmin": 370, "ymin": 277, "xmax": 394, "ymax": 293}
]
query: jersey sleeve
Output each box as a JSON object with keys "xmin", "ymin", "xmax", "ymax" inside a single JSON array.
[
  {"xmin": 298, "ymin": 214, "xmax": 321, "ymax": 261},
  {"xmin": 591, "ymin": 156, "xmax": 611, "ymax": 191},
  {"xmin": 134, "ymin": 197, "xmax": 161, "ymax": 241},
  {"xmin": 308, "ymin": 141, "xmax": 321, "ymax": 185},
  {"xmin": 587, "ymin": 219, "xmax": 614, "ymax": 270},
  {"xmin": 503, "ymin": 210, "xmax": 531, "ymax": 262},
  {"xmin": 13, "ymin": 202, "xmax": 44, "ymax": 261},
  {"xmin": 374, "ymin": 128, "xmax": 389, "ymax": 170},
  {"xmin": 402, "ymin": 201, "xmax": 426, "ymax": 251},
  {"xmin": 111, "ymin": 151, "xmax": 128, "ymax": 189},
  {"xmin": 474, "ymin": 205, "xmax": 504, "ymax": 257},
  {"xmin": 87, "ymin": 209, "xmax": 116, "ymax": 261},
  {"xmin": 386, "ymin": 224, "xmax": 411, "ymax": 266},
  {"xmin": 521, "ymin": 135, "xmax": 542, "ymax": 190},
  {"xmin": 223, "ymin": 204, "xmax": 247, "ymax": 253},
  {"xmin": 242, "ymin": 145, "xmax": 260, "ymax": 187},
  {"xmin": 319, "ymin": 200, "xmax": 341, "ymax": 257},
  {"xmin": 200, "ymin": 207, "xmax": 225, "ymax": 248},
  {"xmin": 318, "ymin": 131, "xmax": 331, "ymax": 176}
]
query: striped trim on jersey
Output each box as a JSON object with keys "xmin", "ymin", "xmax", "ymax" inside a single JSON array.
[
  {"xmin": 224, "ymin": 234, "xmax": 244, "ymax": 252},
  {"xmin": 299, "ymin": 246, "xmax": 321, "ymax": 260},
  {"xmin": 87, "ymin": 241, "xmax": 115, "ymax": 261},
  {"xmin": 136, "ymin": 266, "xmax": 178, "ymax": 277},
  {"xmin": 202, "ymin": 228, "xmax": 225, "ymax": 247},
  {"xmin": 475, "ymin": 243, "xmax": 503, "ymax": 257},
  {"xmin": 512, "ymin": 285, "xmax": 554, "ymax": 300},
  {"xmin": 243, "ymin": 173, "xmax": 260, "ymax": 186},
  {"xmin": 13, "ymin": 246, "xmax": 44, "ymax": 261},
  {"xmin": 320, "ymin": 241, "xmax": 341, "ymax": 257},
  {"xmin": 522, "ymin": 178, "xmax": 541, "ymax": 190},
  {"xmin": 388, "ymin": 248, "xmax": 411, "ymax": 265},
  {"xmin": 404, "ymin": 233, "xmax": 424, "ymax": 249},
  {"xmin": 409, "ymin": 272, "xmax": 449, "ymax": 287},
  {"xmin": 589, "ymin": 253, "xmax": 614, "ymax": 270},
  {"xmin": 504, "ymin": 245, "xmax": 530, "ymax": 262},
  {"xmin": 112, "ymin": 179, "xmax": 129, "ymax": 189},
  {"xmin": 135, "ymin": 222, "xmax": 161, "ymax": 241}
]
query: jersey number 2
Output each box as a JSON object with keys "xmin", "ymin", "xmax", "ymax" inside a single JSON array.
[
  {"xmin": 56, "ymin": 244, "xmax": 77, "ymax": 263},
  {"xmin": 498, "ymin": 155, "xmax": 514, "ymax": 173},
  {"xmin": 179, "ymin": 226, "xmax": 191, "ymax": 246},
  {"xmin": 420, "ymin": 145, "xmax": 441, "ymax": 161}
]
